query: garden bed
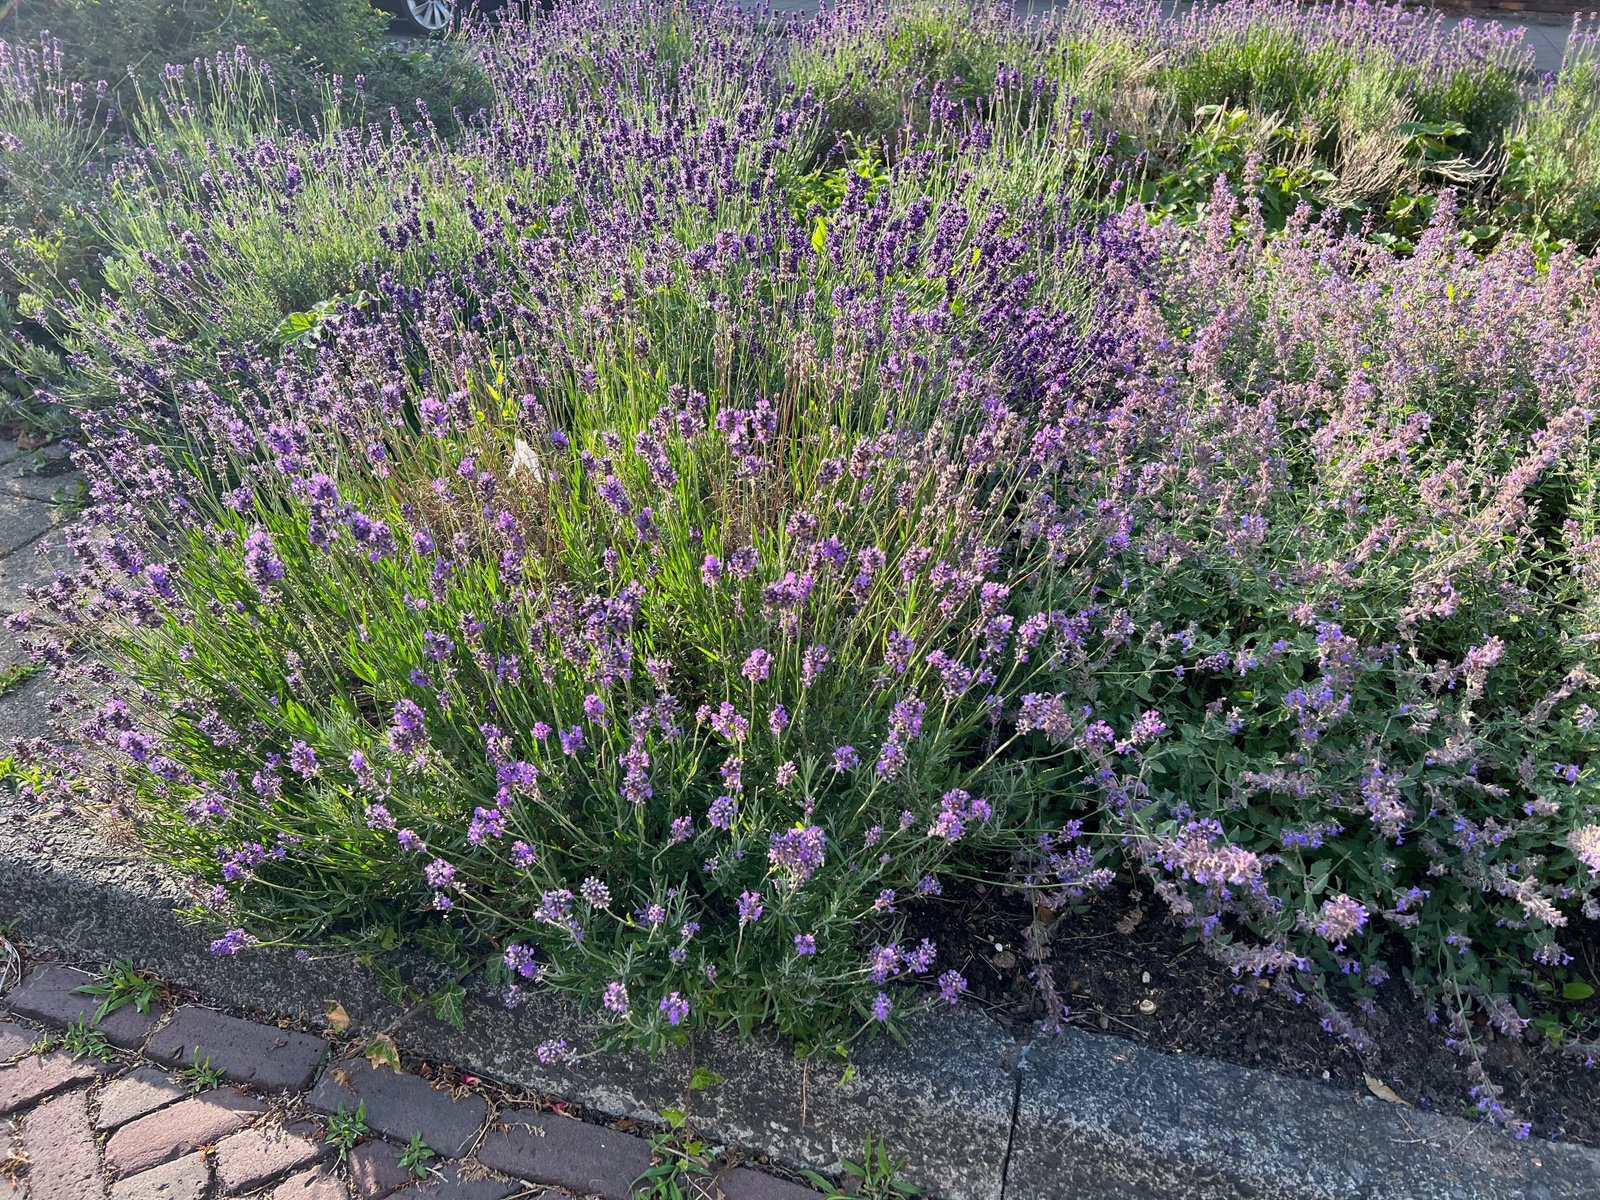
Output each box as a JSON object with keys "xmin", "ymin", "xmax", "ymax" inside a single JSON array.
[{"xmin": 3, "ymin": 0, "xmax": 1600, "ymax": 1190}]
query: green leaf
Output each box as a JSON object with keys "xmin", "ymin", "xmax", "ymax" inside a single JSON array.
[
  {"xmin": 1561, "ymin": 980, "xmax": 1595, "ymax": 1001},
  {"xmin": 430, "ymin": 983, "xmax": 467, "ymax": 1030},
  {"xmin": 688, "ymin": 1067, "xmax": 723, "ymax": 1091}
]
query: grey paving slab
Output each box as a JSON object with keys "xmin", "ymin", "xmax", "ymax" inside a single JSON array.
[
  {"xmin": 7, "ymin": 785, "xmax": 1600, "ymax": 1200},
  {"xmin": 1007, "ymin": 1023, "xmax": 1600, "ymax": 1200},
  {"xmin": 307, "ymin": 1061, "xmax": 488, "ymax": 1158},
  {"xmin": 4, "ymin": 963, "xmax": 165, "ymax": 1049},
  {"xmin": 476, "ymin": 1110, "xmax": 652, "ymax": 1200},
  {"xmin": 146, "ymin": 1006, "xmax": 326, "ymax": 1091}
]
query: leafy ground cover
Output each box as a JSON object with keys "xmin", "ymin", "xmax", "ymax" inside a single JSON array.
[{"xmin": 1, "ymin": 0, "xmax": 1599, "ymax": 1136}]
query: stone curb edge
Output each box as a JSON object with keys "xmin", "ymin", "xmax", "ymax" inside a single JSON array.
[{"xmin": 3, "ymin": 810, "xmax": 1598, "ymax": 1200}]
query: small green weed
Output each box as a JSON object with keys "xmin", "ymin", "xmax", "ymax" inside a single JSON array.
[
  {"xmin": 75, "ymin": 959, "xmax": 161, "ymax": 1024},
  {"xmin": 633, "ymin": 1106, "xmax": 716, "ymax": 1200},
  {"xmin": 179, "ymin": 1047, "xmax": 226, "ymax": 1091},
  {"xmin": 397, "ymin": 1132, "xmax": 435, "ymax": 1179},
  {"xmin": 326, "ymin": 1101, "xmax": 369, "ymax": 1160},
  {"xmin": 803, "ymin": 1136, "xmax": 918, "ymax": 1199},
  {"xmin": 0, "ymin": 663, "xmax": 42, "ymax": 700},
  {"xmin": 58, "ymin": 1014, "xmax": 115, "ymax": 1063}
]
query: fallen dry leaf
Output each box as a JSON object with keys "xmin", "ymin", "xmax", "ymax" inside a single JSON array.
[
  {"xmin": 325, "ymin": 1002, "xmax": 352, "ymax": 1031},
  {"xmin": 329, "ymin": 1066, "xmax": 353, "ymax": 1086},
  {"xmin": 1114, "ymin": 906, "xmax": 1145, "ymax": 936},
  {"xmin": 1364, "ymin": 1074, "xmax": 1410, "ymax": 1106}
]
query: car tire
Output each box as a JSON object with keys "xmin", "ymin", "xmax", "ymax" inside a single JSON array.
[{"xmin": 393, "ymin": 0, "xmax": 455, "ymax": 36}]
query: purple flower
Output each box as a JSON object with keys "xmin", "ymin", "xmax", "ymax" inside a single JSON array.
[
  {"xmin": 502, "ymin": 947, "xmax": 540, "ymax": 979},
  {"xmin": 388, "ymin": 699, "xmax": 429, "ymax": 757},
  {"xmin": 768, "ymin": 705, "xmax": 790, "ymax": 735},
  {"xmin": 535, "ymin": 1038, "xmax": 571, "ymax": 1063},
  {"xmin": 425, "ymin": 858, "xmax": 455, "ymax": 889},
  {"xmin": 867, "ymin": 944, "xmax": 901, "ymax": 983},
  {"xmin": 581, "ymin": 877, "xmax": 612, "ymax": 908},
  {"xmin": 701, "ymin": 554, "xmax": 724, "ymax": 585},
  {"xmin": 287, "ymin": 741, "xmax": 317, "ymax": 777},
  {"xmin": 511, "ymin": 840, "xmax": 537, "ymax": 868},
  {"xmin": 559, "ymin": 725, "xmax": 586, "ymax": 755},
  {"xmin": 659, "ymin": 992, "xmax": 690, "ymax": 1026},
  {"xmin": 794, "ymin": 934, "xmax": 817, "ymax": 955},
  {"xmin": 668, "ymin": 815, "xmax": 693, "ymax": 844},
  {"xmin": 242, "ymin": 528, "xmax": 284, "ymax": 588},
  {"xmin": 937, "ymin": 970, "xmax": 968, "ymax": 1005},
  {"xmin": 697, "ymin": 702, "xmax": 750, "ymax": 742},
  {"xmin": 603, "ymin": 982, "xmax": 629, "ymax": 1015},
  {"xmin": 209, "ymin": 928, "xmax": 257, "ymax": 956},
  {"xmin": 708, "ymin": 795, "xmax": 739, "ymax": 830},
  {"xmin": 742, "ymin": 648, "xmax": 773, "ymax": 682},
  {"xmin": 396, "ymin": 829, "xmax": 424, "ymax": 853},
  {"xmin": 737, "ymin": 890, "xmax": 763, "ymax": 926},
  {"xmin": 1315, "ymin": 894, "xmax": 1369, "ymax": 945},
  {"xmin": 905, "ymin": 938, "xmax": 937, "ymax": 974},
  {"xmin": 801, "ymin": 644, "xmax": 831, "ymax": 688},
  {"xmin": 871, "ymin": 993, "xmax": 892, "ymax": 1022},
  {"xmin": 775, "ymin": 760, "xmax": 798, "ymax": 787},
  {"xmin": 769, "ymin": 824, "xmax": 827, "ymax": 886},
  {"xmin": 831, "ymin": 745, "xmax": 860, "ymax": 772},
  {"xmin": 583, "ymin": 693, "xmax": 607, "ymax": 725}
]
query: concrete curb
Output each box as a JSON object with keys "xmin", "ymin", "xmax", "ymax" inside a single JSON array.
[{"xmin": 4, "ymin": 795, "xmax": 1598, "ymax": 1199}]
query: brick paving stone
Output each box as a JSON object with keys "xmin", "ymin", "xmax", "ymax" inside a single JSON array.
[
  {"xmin": 96, "ymin": 1067, "xmax": 189, "ymax": 1130},
  {"xmin": 307, "ymin": 1063, "xmax": 488, "ymax": 1158},
  {"xmin": 476, "ymin": 1110, "xmax": 653, "ymax": 1200},
  {"xmin": 109, "ymin": 1158, "xmax": 209, "ymax": 1200},
  {"xmin": 145, "ymin": 1006, "xmax": 326, "ymax": 1091},
  {"xmin": 104, "ymin": 1089, "xmax": 266, "ymax": 1178},
  {"xmin": 108, "ymin": 1151, "xmax": 210, "ymax": 1200},
  {"xmin": 0, "ymin": 1048, "xmax": 110, "ymax": 1115},
  {"xmin": 411, "ymin": 1163, "xmax": 520, "ymax": 1198},
  {"xmin": 4, "ymin": 965, "xmax": 165, "ymax": 1049},
  {"xmin": 0, "ymin": 1023, "xmax": 34, "ymax": 1060},
  {"xmin": 21, "ymin": 1088, "xmax": 105, "ymax": 1200},
  {"xmin": 275, "ymin": 1166, "xmax": 352, "ymax": 1200},
  {"xmin": 347, "ymin": 1139, "xmax": 411, "ymax": 1200},
  {"xmin": 710, "ymin": 1168, "xmax": 823, "ymax": 1200},
  {"xmin": 215, "ymin": 1123, "xmax": 327, "ymax": 1192}
]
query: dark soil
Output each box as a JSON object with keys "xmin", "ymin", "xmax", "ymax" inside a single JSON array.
[{"xmin": 907, "ymin": 879, "xmax": 1600, "ymax": 1148}]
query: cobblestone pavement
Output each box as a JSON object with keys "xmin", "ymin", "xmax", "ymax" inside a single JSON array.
[{"xmin": 1, "ymin": 963, "xmax": 820, "ymax": 1200}]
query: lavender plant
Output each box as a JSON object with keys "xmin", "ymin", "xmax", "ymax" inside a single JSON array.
[{"xmin": 17, "ymin": 2, "xmax": 1133, "ymax": 1051}]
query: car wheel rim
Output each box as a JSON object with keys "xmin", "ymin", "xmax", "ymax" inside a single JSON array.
[{"xmin": 406, "ymin": 0, "xmax": 453, "ymax": 31}]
